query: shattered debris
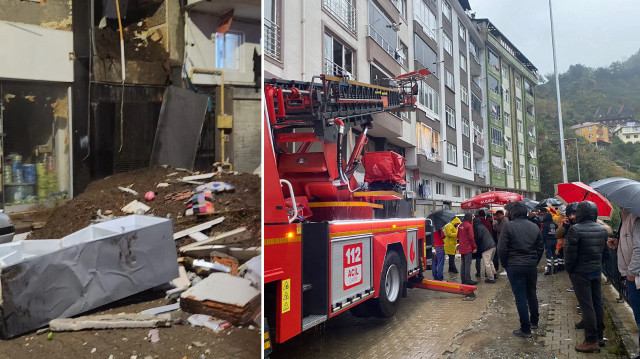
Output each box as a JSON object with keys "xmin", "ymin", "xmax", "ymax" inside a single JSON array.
[{"xmin": 49, "ymin": 313, "xmax": 173, "ymax": 332}]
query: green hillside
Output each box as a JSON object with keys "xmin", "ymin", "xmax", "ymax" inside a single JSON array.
[{"xmin": 534, "ymin": 49, "xmax": 640, "ymax": 198}]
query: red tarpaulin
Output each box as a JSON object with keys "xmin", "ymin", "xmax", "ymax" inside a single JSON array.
[
  {"xmin": 363, "ymin": 151, "xmax": 406, "ymax": 185},
  {"xmin": 461, "ymin": 191, "xmax": 522, "ymax": 210},
  {"xmin": 555, "ymin": 182, "xmax": 613, "ymax": 219}
]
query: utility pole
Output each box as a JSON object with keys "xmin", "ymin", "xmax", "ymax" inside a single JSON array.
[
  {"xmin": 564, "ymin": 138, "xmax": 580, "ymax": 182},
  {"xmin": 549, "ymin": 0, "xmax": 568, "ymax": 183}
]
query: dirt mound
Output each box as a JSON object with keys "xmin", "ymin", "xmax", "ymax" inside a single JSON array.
[{"xmin": 29, "ymin": 166, "xmax": 260, "ymax": 245}]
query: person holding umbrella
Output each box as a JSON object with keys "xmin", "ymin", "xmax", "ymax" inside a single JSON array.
[
  {"xmin": 607, "ymin": 208, "xmax": 640, "ymax": 358},
  {"xmin": 444, "ymin": 217, "xmax": 461, "ymax": 274},
  {"xmin": 428, "ymin": 210, "xmax": 457, "ymax": 281},
  {"xmin": 564, "ymin": 201, "xmax": 608, "ymax": 353}
]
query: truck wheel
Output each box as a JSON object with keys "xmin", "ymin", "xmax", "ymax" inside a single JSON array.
[{"xmin": 372, "ymin": 250, "xmax": 402, "ymax": 318}]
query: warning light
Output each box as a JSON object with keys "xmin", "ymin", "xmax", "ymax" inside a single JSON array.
[
  {"xmin": 392, "ymin": 224, "xmax": 397, "ymax": 229},
  {"xmin": 287, "ymin": 232, "xmax": 294, "ymax": 239}
]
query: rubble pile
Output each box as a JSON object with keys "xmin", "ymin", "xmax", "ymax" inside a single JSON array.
[{"xmin": 15, "ymin": 165, "xmax": 262, "ymax": 342}]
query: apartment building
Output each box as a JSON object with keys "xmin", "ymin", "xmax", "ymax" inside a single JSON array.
[
  {"xmin": 264, "ymin": 0, "xmax": 539, "ymax": 214},
  {"xmin": 473, "ymin": 19, "xmax": 539, "ymax": 198},
  {"xmin": 570, "ymin": 122, "xmax": 612, "ymax": 145},
  {"xmin": 612, "ymin": 122, "xmax": 640, "ymax": 144}
]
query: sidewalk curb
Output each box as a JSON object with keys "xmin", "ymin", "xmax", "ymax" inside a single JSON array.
[{"xmin": 602, "ymin": 276, "xmax": 639, "ymax": 357}]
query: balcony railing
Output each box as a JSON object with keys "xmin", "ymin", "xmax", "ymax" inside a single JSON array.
[
  {"xmin": 323, "ymin": 0, "xmax": 357, "ymax": 34},
  {"xmin": 264, "ymin": 18, "xmax": 281, "ymax": 62},
  {"xmin": 368, "ymin": 26, "xmax": 396, "ymax": 59},
  {"xmin": 324, "ymin": 58, "xmax": 355, "ymax": 81}
]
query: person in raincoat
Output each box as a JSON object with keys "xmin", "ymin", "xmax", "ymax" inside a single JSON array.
[
  {"xmin": 444, "ymin": 217, "xmax": 461, "ymax": 274},
  {"xmin": 458, "ymin": 213, "xmax": 477, "ymax": 285}
]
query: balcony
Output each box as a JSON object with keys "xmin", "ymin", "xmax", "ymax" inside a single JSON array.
[
  {"xmin": 368, "ymin": 26, "xmax": 396, "ymax": 59},
  {"xmin": 264, "ymin": 18, "xmax": 281, "ymax": 62},
  {"xmin": 324, "ymin": 58, "xmax": 355, "ymax": 80},
  {"xmin": 323, "ymin": 0, "xmax": 357, "ymax": 35}
]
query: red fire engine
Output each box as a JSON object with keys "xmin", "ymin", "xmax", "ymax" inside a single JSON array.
[{"xmin": 263, "ymin": 71, "xmax": 475, "ymax": 354}]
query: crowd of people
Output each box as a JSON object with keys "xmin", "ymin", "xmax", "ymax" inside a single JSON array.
[{"xmin": 431, "ymin": 200, "xmax": 640, "ymax": 356}]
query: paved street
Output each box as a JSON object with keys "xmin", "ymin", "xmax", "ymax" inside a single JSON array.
[{"xmin": 272, "ymin": 256, "xmax": 628, "ymax": 359}]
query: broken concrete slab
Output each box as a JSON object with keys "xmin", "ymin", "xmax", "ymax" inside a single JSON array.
[
  {"xmin": 188, "ymin": 231, "xmax": 209, "ymax": 242},
  {"xmin": 170, "ymin": 265, "xmax": 190, "ymax": 289},
  {"xmin": 0, "ymin": 215, "xmax": 178, "ymax": 338},
  {"xmin": 180, "ymin": 273, "xmax": 260, "ymax": 325},
  {"xmin": 180, "ymin": 244, "xmax": 234, "ymax": 258},
  {"xmin": 173, "ymin": 217, "xmax": 225, "ymax": 240},
  {"xmin": 49, "ymin": 313, "xmax": 172, "ymax": 332},
  {"xmin": 187, "ymin": 314, "xmax": 231, "ymax": 332}
]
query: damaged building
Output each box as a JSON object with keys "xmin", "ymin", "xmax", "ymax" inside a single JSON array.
[{"xmin": 0, "ymin": 0, "xmax": 261, "ymax": 209}]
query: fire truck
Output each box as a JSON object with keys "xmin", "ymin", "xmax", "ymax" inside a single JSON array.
[{"xmin": 263, "ymin": 71, "xmax": 474, "ymax": 354}]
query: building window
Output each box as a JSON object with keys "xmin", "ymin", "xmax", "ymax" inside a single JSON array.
[
  {"xmin": 471, "ymin": 92, "xmax": 482, "ymax": 115},
  {"xmin": 443, "ymin": 1, "xmax": 451, "ymax": 21},
  {"xmin": 446, "ymin": 106, "xmax": 455, "ymax": 128},
  {"xmin": 462, "ymin": 118, "xmax": 470, "ymax": 137},
  {"xmin": 323, "ymin": 0, "xmax": 357, "ymax": 34},
  {"xmin": 491, "ymin": 127, "xmax": 503, "ymax": 147},
  {"xmin": 417, "ymin": 81, "xmax": 439, "ymax": 114},
  {"xmin": 491, "ymin": 155, "xmax": 505, "ymax": 172},
  {"xmin": 515, "ymin": 98, "xmax": 522, "ymax": 110},
  {"xmin": 443, "ymin": 33, "xmax": 453, "ymax": 55},
  {"xmin": 488, "ymin": 49, "xmax": 500, "ymax": 71},
  {"xmin": 519, "ymin": 164, "xmax": 525, "ymax": 178},
  {"xmin": 414, "ymin": 34, "xmax": 438, "ymax": 76},
  {"xmin": 397, "ymin": 40, "xmax": 409, "ymax": 67},
  {"xmin": 459, "ymin": 21, "xmax": 466, "ymax": 41},
  {"xmin": 368, "ymin": 1, "xmax": 398, "ymax": 57},
  {"xmin": 578, "ymin": 128, "xmax": 582, "ymax": 133},
  {"xmin": 515, "ymin": 78, "xmax": 521, "ymax": 88},
  {"xmin": 626, "ymin": 135, "xmax": 631, "ymax": 139},
  {"xmin": 324, "ymin": 33, "xmax": 355, "ymax": 79},
  {"xmin": 635, "ymin": 135, "xmax": 639, "ymax": 139},
  {"xmin": 490, "ymin": 100, "xmax": 501, "ymax": 122},
  {"xmin": 463, "ymin": 150, "xmax": 471, "ymax": 170},
  {"xmin": 436, "ymin": 181, "xmax": 446, "ymax": 195},
  {"xmin": 505, "ymin": 136, "xmax": 512, "ymax": 151},
  {"xmin": 524, "ymin": 80, "xmax": 534, "ymax": 96},
  {"xmin": 589, "ymin": 134, "xmax": 594, "ymax": 139},
  {"xmin": 216, "ymin": 31, "xmax": 244, "ymax": 69},
  {"xmin": 526, "ymin": 102, "xmax": 535, "ymax": 116},
  {"xmin": 452, "ymin": 184, "xmax": 461, "ymax": 197},
  {"xmin": 501, "ymin": 66, "xmax": 509, "ymax": 80},
  {"xmin": 529, "ymin": 165, "xmax": 539, "ymax": 180},
  {"xmin": 517, "ymin": 119, "xmax": 523, "ymax": 132},
  {"xmin": 588, "ymin": 126, "xmax": 593, "ymax": 131},
  {"xmin": 473, "ymin": 122, "xmax": 483, "ymax": 147},
  {"xmin": 460, "ymin": 85, "xmax": 468, "ymax": 105},
  {"xmin": 460, "ymin": 53, "xmax": 467, "ymax": 71},
  {"xmin": 488, "ymin": 74, "xmax": 500, "ymax": 94},
  {"xmin": 465, "ymin": 187, "xmax": 471, "ymax": 198},
  {"xmin": 503, "ymin": 89, "xmax": 510, "ymax": 103},
  {"xmin": 432, "ymin": 130, "xmax": 441, "ymax": 160},
  {"xmin": 445, "ymin": 69, "xmax": 454, "ymax": 90},
  {"xmin": 391, "ymin": 0, "xmax": 406, "ymax": 18},
  {"xmin": 447, "ymin": 142, "xmax": 457, "ymax": 165},
  {"xmin": 506, "ymin": 160, "xmax": 513, "ymax": 175},
  {"xmin": 414, "ymin": 0, "xmax": 437, "ymax": 40},
  {"xmin": 469, "ymin": 37, "xmax": 479, "ymax": 63},
  {"xmin": 264, "ymin": 0, "xmax": 282, "ymax": 61},
  {"xmin": 417, "ymin": 122, "xmax": 433, "ymax": 158},
  {"xmin": 504, "ymin": 112, "xmax": 511, "ymax": 127},
  {"xmin": 518, "ymin": 141, "xmax": 524, "ymax": 154}
]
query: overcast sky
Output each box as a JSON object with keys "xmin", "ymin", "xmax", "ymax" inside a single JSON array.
[{"xmin": 469, "ymin": 0, "xmax": 640, "ymax": 77}]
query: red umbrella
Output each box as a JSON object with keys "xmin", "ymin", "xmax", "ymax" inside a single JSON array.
[
  {"xmin": 461, "ymin": 191, "xmax": 523, "ymax": 210},
  {"xmin": 555, "ymin": 182, "xmax": 613, "ymax": 219}
]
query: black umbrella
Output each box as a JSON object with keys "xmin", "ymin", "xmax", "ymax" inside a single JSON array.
[
  {"xmin": 590, "ymin": 177, "xmax": 640, "ymax": 217},
  {"xmin": 428, "ymin": 209, "xmax": 456, "ymax": 230},
  {"xmin": 536, "ymin": 198, "xmax": 562, "ymax": 209},
  {"xmin": 522, "ymin": 198, "xmax": 539, "ymax": 211}
]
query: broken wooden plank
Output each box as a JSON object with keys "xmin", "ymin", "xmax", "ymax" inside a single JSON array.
[
  {"xmin": 140, "ymin": 303, "xmax": 180, "ymax": 315},
  {"xmin": 182, "ymin": 173, "xmax": 215, "ymax": 181},
  {"xmin": 49, "ymin": 313, "xmax": 172, "ymax": 332},
  {"xmin": 180, "ymin": 227, "xmax": 248, "ymax": 249},
  {"xmin": 229, "ymin": 247, "xmax": 262, "ymax": 262},
  {"xmin": 180, "ymin": 244, "xmax": 233, "ymax": 258},
  {"xmin": 173, "ymin": 217, "xmax": 225, "ymax": 240},
  {"xmin": 178, "ymin": 179, "xmax": 205, "ymax": 185},
  {"xmin": 188, "ymin": 232, "xmax": 209, "ymax": 242}
]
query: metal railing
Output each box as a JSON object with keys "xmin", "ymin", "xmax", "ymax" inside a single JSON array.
[
  {"xmin": 603, "ymin": 246, "xmax": 629, "ymax": 303},
  {"xmin": 368, "ymin": 26, "xmax": 395, "ymax": 59},
  {"xmin": 323, "ymin": 0, "xmax": 357, "ymax": 34},
  {"xmin": 324, "ymin": 58, "xmax": 355, "ymax": 80},
  {"xmin": 264, "ymin": 18, "xmax": 281, "ymax": 62}
]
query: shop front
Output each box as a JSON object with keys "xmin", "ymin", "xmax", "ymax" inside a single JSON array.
[{"xmin": 0, "ymin": 81, "xmax": 72, "ymax": 209}]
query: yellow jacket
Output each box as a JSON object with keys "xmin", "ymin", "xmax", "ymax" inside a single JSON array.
[{"xmin": 444, "ymin": 217, "xmax": 461, "ymax": 255}]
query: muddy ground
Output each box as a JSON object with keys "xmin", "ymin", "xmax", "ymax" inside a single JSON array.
[
  {"xmin": 5, "ymin": 166, "xmax": 261, "ymax": 358},
  {"xmin": 28, "ymin": 166, "xmax": 261, "ymax": 246}
]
